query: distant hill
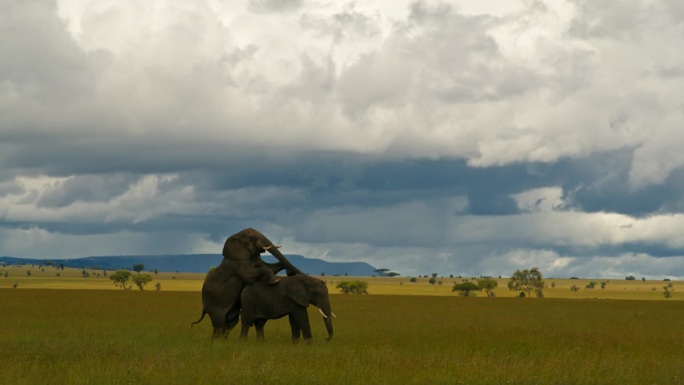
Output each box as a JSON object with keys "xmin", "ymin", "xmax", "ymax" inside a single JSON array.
[{"xmin": 0, "ymin": 254, "xmax": 377, "ymax": 276}]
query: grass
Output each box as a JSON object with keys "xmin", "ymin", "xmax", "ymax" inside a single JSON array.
[{"xmin": 2, "ymin": 289, "xmax": 684, "ymax": 385}]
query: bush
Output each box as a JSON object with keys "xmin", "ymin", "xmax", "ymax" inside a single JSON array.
[{"xmin": 336, "ymin": 280, "xmax": 369, "ymax": 294}]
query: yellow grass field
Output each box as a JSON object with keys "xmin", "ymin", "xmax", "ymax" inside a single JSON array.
[
  {"xmin": 2, "ymin": 289, "xmax": 683, "ymax": 385},
  {"xmin": 3, "ymin": 265, "xmax": 683, "ymax": 384},
  {"xmin": 1, "ymin": 264, "xmax": 680, "ymax": 300}
]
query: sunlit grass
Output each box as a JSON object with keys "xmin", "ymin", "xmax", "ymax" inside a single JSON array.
[{"xmin": 2, "ymin": 289, "xmax": 683, "ymax": 385}]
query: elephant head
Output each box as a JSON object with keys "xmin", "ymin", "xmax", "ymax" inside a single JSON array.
[
  {"xmin": 223, "ymin": 228, "xmax": 303, "ymax": 276},
  {"xmin": 282, "ymin": 275, "xmax": 334, "ymax": 341}
]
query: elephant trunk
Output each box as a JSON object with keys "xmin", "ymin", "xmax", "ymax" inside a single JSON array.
[
  {"xmin": 318, "ymin": 301, "xmax": 334, "ymax": 341},
  {"xmin": 260, "ymin": 236, "xmax": 304, "ymax": 276},
  {"xmin": 323, "ymin": 316, "xmax": 333, "ymax": 341}
]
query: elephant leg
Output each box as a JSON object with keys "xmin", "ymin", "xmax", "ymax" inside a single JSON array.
[
  {"xmin": 254, "ymin": 319, "xmax": 267, "ymax": 340},
  {"xmin": 212, "ymin": 327, "xmax": 225, "ymax": 339},
  {"xmin": 265, "ymin": 261, "xmax": 284, "ymax": 275},
  {"xmin": 239, "ymin": 320, "xmax": 251, "ymax": 339},
  {"xmin": 207, "ymin": 307, "xmax": 230, "ymax": 339},
  {"xmin": 224, "ymin": 303, "xmax": 241, "ymax": 334},
  {"xmin": 292, "ymin": 309, "xmax": 312, "ymax": 342},
  {"xmin": 253, "ymin": 260, "xmax": 279, "ymax": 285},
  {"xmin": 288, "ymin": 314, "xmax": 301, "ymax": 342}
]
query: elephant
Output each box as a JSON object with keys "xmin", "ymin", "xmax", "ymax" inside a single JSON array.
[
  {"xmin": 191, "ymin": 228, "xmax": 304, "ymax": 338},
  {"xmin": 240, "ymin": 274, "xmax": 334, "ymax": 342}
]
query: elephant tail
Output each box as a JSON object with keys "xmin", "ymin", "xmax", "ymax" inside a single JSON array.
[{"xmin": 190, "ymin": 310, "xmax": 207, "ymax": 328}]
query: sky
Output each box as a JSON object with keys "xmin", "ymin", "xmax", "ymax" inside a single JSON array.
[{"xmin": 2, "ymin": 0, "xmax": 684, "ymax": 279}]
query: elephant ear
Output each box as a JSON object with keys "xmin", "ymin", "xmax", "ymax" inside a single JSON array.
[{"xmin": 285, "ymin": 278, "xmax": 309, "ymax": 308}]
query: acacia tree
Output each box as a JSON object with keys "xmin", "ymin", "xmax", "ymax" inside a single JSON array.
[
  {"xmin": 132, "ymin": 264, "xmax": 145, "ymax": 274},
  {"xmin": 478, "ymin": 278, "xmax": 498, "ymax": 297},
  {"xmin": 508, "ymin": 267, "xmax": 544, "ymax": 298},
  {"xmin": 109, "ymin": 270, "xmax": 132, "ymax": 290},
  {"xmin": 132, "ymin": 274, "xmax": 153, "ymax": 290},
  {"xmin": 452, "ymin": 281, "xmax": 479, "ymax": 296}
]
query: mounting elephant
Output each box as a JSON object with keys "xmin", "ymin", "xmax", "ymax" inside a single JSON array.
[
  {"xmin": 240, "ymin": 274, "xmax": 334, "ymax": 342},
  {"xmin": 192, "ymin": 228, "xmax": 304, "ymax": 338}
]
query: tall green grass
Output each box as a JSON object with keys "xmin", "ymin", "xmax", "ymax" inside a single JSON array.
[{"xmin": 2, "ymin": 289, "xmax": 682, "ymax": 384}]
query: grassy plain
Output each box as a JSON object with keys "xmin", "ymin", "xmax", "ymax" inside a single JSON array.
[{"xmin": 2, "ymin": 289, "xmax": 683, "ymax": 385}]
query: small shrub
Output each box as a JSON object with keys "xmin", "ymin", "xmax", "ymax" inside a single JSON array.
[{"xmin": 336, "ymin": 280, "xmax": 369, "ymax": 294}]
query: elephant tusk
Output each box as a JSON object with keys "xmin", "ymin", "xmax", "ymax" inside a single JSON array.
[
  {"xmin": 318, "ymin": 308, "xmax": 328, "ymax": 318},
  {"xmin": 262, "ymin": 245, "xmax": 283, "ymax": 250},
  {"xmin": 332, "ymin": 312, "xmax": 337, "ymax": 318}
]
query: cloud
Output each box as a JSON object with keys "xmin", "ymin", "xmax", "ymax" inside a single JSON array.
[
  {"xmin": 1, "ymin": 0, "xmax": 684, "ymax": 279},
  {"xmin": 248, "ymin": 0, "xmax": 303, "ymax": 13},
  {"xmin": 5, "ymin": 0, "xmax": 683, "ymax": 181}
]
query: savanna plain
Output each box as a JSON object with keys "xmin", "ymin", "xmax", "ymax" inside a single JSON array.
[{"xmin": 2, "ymin": 266, "xmax": 683, "ymax": 385}]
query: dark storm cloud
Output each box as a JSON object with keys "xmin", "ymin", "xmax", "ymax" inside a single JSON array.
[
  {"xmin": 36, "ymin": 174, "xmax": 137, "ymax": 208},
  {"xmin": 555, "ymin": 150, "xmax": 684, "ymax": 216}
]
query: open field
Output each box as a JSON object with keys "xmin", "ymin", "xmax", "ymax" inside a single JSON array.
[
  {"xmin": 1, "ymin": 265, "xmax": 681, "ymax": 300},
  {"xmin": 2, "ymin": 289, "xmax": 683, "ymax": 385}
]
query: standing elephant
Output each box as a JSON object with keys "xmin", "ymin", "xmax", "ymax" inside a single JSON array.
[
  {"xmin": 192, "ymin": 228, "xmax": 304, "ymax": 338},
  {"xmin": 240, "ymin": 274, "xmax": 334, "ymax": 342}
]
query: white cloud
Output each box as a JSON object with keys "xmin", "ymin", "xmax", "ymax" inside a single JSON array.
[
  {"xmin": 2, "ymin": 0, "xmax": 684, "ymax": 279},
  {"xmin": 513, "ymin": 187, "xmax": 565, "ymax": 212},
  {"xmin": 0, "ymin": 0, "xmax": 673, "ymax": 186}
]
